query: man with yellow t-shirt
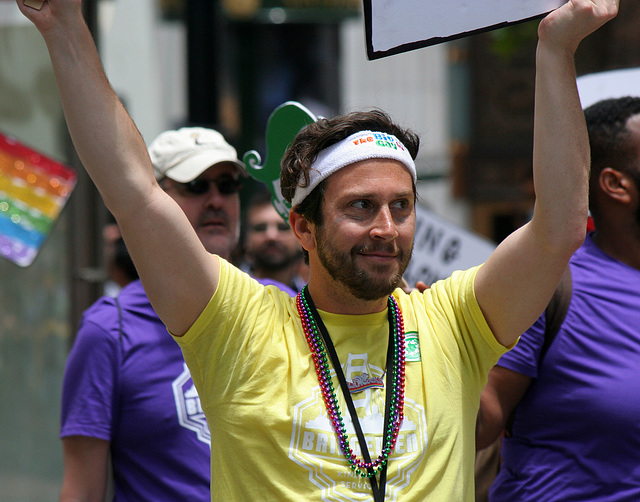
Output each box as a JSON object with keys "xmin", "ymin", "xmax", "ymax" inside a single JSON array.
[{"xmin": 17, "ymin": 0, "xmax": 618, "ymax": 499}]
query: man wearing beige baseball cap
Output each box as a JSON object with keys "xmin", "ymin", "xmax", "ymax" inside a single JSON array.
[
  {"xmin": 150, "ymin": 127, "xmax": 247, "ymax": 258},
  {"xmin": 59, "ymin": 127, "xmax": 291, "ymax": 500}
]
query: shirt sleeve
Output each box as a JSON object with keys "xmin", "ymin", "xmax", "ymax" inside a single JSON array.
[
  {"xmin": 496, "ymin": 312, "xmax": 546, "ymax": 378},
  {"xmin": 60, "ymin": 303, "xmax": 120, "ymax": 440},
  {"xmin": 173, "ymin": 259, "xmax": 297, "ymax": 410}
]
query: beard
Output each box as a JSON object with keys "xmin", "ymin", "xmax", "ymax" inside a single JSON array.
[{"xmin": 316, "ymin": 228, "xmax": 412, "ymax": 301}]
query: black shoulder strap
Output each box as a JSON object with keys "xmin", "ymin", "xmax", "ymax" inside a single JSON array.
[
  {"xmin": 539, "ymin": 265, "xmax": 572, "ymax": 363},
  {"xmin": 112, "ymin": 295, "xmax": 125, "ymax": 417},
  {"xmin": 115, "ymin": 296, "xmax": 124, "ymax": 347},
  {"xmin": 106, "ymin": 295, "xmax": 124, "ymax": 499}
]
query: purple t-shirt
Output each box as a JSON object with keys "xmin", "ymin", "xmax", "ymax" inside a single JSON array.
[
  {"xmin": 61, "ymin": 276, "xmax": 295, "ymax": 501},
  {"xmin": 490, "ymin": 233, "xmax": 640, "ymax": 501},
  {"xmin": 61, "ymin": 280, "xmax": 211, "ymax": 500}
]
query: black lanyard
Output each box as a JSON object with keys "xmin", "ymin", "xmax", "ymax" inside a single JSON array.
[{"xmin": 303, "ymin": 288, "xmax": 394, "ymax": 502}]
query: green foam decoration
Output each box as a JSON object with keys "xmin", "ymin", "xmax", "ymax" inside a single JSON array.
[{"xmin": 243, "ymin": 101, "xmax": 317, "ymax": 222}]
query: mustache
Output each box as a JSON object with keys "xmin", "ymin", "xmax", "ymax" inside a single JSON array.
[
  {"xmin": 355, "ymin": 243, "xmax": 400, "ymax": 255},
  {"xmin": 257, "ymin": 241, "xmax": 287, "ymax": 251},
  {"xmin": 197, "ymin": 209, "xmax": 229, "ymax": 227}
]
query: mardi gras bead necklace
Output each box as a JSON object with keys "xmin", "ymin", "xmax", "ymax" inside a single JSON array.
[{"xmin": 296, "ymin": 286, "xmax": 406, "ymax": 501}]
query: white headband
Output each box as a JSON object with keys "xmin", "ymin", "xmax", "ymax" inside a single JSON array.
[{"xmin": 291, "ymin": 130, "xmax": 417, "ymax": 208}]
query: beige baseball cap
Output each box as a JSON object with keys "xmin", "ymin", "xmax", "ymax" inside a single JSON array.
[{"xmin": 148, "ymin": 127, "xmax": 246, "ymax": 183}]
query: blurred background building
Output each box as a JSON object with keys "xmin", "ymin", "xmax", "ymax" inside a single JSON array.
[{"xmin": 0, "ymin": 0, "xmax": 639, "ymax": 498}]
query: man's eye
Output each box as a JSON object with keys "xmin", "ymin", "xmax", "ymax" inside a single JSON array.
[
  {"xmin": 351, "ymin": 200, "xmax": 370, "ymax": 210},
  {"xmin": 392, "ymin": 199, "xmax": 410, "ymax": 210},
  {"xmin": 251, "ymin": 224, "xmax": 268, "ymax": 233}
]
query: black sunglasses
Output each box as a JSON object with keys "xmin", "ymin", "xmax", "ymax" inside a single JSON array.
[{"xmin": 180, "ymin": 177, "xmax": 243, "ymax": 196}]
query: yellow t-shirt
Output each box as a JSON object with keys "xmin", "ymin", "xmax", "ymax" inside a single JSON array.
[{"xmin": 174, "ymin": 259, "xmax": 507, "ymax": 501}]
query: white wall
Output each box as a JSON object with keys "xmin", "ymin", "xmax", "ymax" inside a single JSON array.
[{"xmin": 99, "ymin": 0, "xmax": 187, "ymax": 145}]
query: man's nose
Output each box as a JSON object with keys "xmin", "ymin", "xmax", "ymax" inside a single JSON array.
[
  {"xmin": 370, "ymin": 206, "xmax": 398, "ymax": 241},
  {"xmin": 203, "ymin": 184, "xmax": 226, "ymax": 208},
  {"xmin": 265, "ymin": 223, "xmax": 281, "ymax": 240}
]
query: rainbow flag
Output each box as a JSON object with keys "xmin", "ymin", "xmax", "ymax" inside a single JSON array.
[{"xmin": 0, "ymin": 131, "xmax": 77, "ymax": 267}]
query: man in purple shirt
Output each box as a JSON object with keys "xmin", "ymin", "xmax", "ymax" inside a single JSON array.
[
  {"xmin": 60, "ymin": 127, "xmax": 295, "ymax": 501},
  {"xmin": 477, "ymin": 97, "xmax": 640, "ymax": 501}
]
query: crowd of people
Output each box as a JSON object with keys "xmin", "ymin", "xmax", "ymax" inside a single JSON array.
[{"xmin": 13, "ymin": 0, "xmax": 637, "ymax": 501}]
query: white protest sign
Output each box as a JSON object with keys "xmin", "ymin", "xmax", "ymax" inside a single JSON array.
[
  {"xmin": 403, "ymin": 204, "xmax": 496, "ymax": 287},
  {"xmin": 363, "ymin": 0, "xmax": 564, "ymax": 59},
  {"xmin": 577, "ymin": 68, "xmax": 640, "ymax": 109}
]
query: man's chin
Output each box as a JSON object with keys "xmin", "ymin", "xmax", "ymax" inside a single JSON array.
[
  {"xmin": 201, "ymin": 236, "xmax": 233, "ymax": 257},
  {"xmin": 357, "ymin": 259, "xmax": 401, "ymax": 279},
  {"xmin": 347, "ymin": 271, "xmax": 403, "ymax": 300},
  {"xmin": 357, "ymin": 263, "xmax": 407, "ymax": 295}
]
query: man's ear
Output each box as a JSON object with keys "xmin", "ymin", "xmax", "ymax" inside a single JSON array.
[
  {"xmin": 289, "ymin": 211, "xmax": 316, "ymax": 252},
  {"xmin": 599, "ymin": 167, "xmax": 633, "ymax": 204}
]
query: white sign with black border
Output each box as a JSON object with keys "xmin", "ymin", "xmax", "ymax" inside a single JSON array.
[{"xmin": 363, "ymin": 0, "xmax": 564, "ymax": 60}]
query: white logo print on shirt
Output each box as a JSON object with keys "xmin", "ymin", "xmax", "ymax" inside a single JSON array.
[
  {"xmin": 289, "ymin": 352, "xmax": 427, "ymax": 501},
  {"xmin": 172, "ymin": 362, "xmax": 211, "ymax": 446}
]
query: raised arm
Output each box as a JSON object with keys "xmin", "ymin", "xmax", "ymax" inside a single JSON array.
[
  {"xmin": 474, "ymin": 0, "xmax": 619, "ymax": 347},
  {"xmin": 17, "ymin": 0, "xmax": 218, "ymax": 335}
]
